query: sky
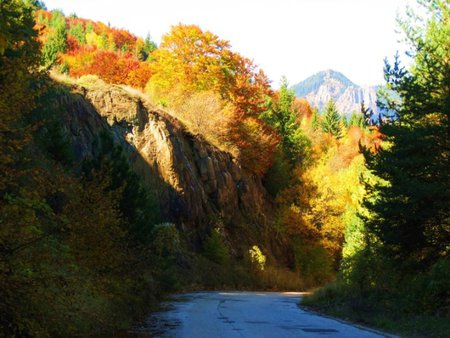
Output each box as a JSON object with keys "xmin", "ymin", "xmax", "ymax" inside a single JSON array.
[{"xmin": 43, "ymin": 0, "xmax": 413, "ymax": 88}]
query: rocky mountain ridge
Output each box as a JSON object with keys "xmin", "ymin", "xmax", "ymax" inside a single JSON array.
[{"xmin": 292, "ymin": 69, "xmax": 378, "ymax": 115}]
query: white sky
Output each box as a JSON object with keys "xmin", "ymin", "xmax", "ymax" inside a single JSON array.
[{"xmin": 43, "ymin": 0, "xmax": 413, "ymax": 88}]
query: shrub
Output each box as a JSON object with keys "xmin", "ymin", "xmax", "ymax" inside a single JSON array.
[{"xmin": 203, "ymin": 229, "xmax": 230, "ymax": 265}]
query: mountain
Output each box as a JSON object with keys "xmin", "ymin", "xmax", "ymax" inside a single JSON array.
[{"xmin": 292, "ymin": 69, "xmax": 378, "ymax": 116}]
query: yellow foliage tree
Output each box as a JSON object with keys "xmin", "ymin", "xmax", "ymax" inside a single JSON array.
[{"xmin": 146, "ymin": 24, "xmax": 277, "ymax": 175}]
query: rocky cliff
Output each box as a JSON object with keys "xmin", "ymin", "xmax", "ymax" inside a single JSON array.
[{"xmin": 59, "ymin": 81, "xmax": 273, "ymax": 237}]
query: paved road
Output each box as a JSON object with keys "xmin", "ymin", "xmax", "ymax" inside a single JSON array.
[{"xmin": 138, "ymin": 291, "xmax": 390, "ymax": 338}]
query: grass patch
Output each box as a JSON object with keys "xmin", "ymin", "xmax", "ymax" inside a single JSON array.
[{"xmin": 301, "ymin": 282, "xmax": 450, "ymax": 337}]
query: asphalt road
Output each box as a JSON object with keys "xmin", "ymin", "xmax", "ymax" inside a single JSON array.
[{"xmin": 138, "ymin": 291, "xmax": 391, "ymax": 338}]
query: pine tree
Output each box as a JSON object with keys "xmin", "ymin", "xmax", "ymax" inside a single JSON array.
[
  {"xmin": 360, "ymin": 100, "xmax": 372, "ymax": 126},
  {"xmin": 321, "ymin": 99, "xmax": 343, "ymax": 139},
  {"xmin": 348, "ymin": 109, "xmax": 367, "ymax": 128},
  {"xmin": 138, "ymin": 33, "xmax": 157, "ymax": 61},
  {"xmin": 261, "ymin": 77, "xmax": 310, "ymax": 166},
  {"xmin": 42, "ymin": 11, "xmax": 67, "ymax": 68},
  {"xmin": 363, "ymin": 0, "xmax": 450, "ymax": 268},
  {"xmin": 311, "ymin": 109, "xmax": 320, "ymax": 130}
]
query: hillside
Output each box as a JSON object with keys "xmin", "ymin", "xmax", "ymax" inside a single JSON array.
[
  {"xmin": 292, "ymin": 69, "xmax": 378, "ymax": 115},
  {"xmin": 58, "ymin": 76, "xmax": 275, "ymax": 244}
]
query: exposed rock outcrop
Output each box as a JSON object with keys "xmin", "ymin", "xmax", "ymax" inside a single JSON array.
[{"xmin": 59, "ymin": 83, "xmax": 273, "ymax": 234}]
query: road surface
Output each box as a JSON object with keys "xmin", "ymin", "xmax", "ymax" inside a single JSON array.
[{"xmin": 135, "ymin": 291, "xmax": 392, "ymax": 338}]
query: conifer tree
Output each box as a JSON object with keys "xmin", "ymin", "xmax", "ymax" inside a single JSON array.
[
  {"xmin": 348, "ymin": 110, "xmax": 366, "ymax": 128},
  {"xmin": 261, "ymin": 77, "xmax": 310, "ymax": 166},
  {"xmin": 42, "ymin": 11, "xmax": 67, "ymax": 67},
  {"xmin": 363, "ymin": 0, "xmax": 450, "ymax": 267},
  {"xmin": 321, "ymin": 99, "xmax": 343, "ymax": 139},
  {"xmin": 311, "ymin": 109, "xmax": 320, "ymax": 130}
]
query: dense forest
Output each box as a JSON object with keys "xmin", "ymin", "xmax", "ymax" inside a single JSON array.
[{"xmin": 0, "ymin": 0, "xmax": 448, "ymax": 336}]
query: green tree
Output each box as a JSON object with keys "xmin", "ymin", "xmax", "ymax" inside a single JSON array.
[
  {"xmin": 311, "ymin": 108, "xmax": 320, "ymax": 130},
  {"xmin": 41, "ymin": 11, "xmax": 67, "ymax": 67},
  {"xmin": 348, "ymin": 111, "xmax": 365, "ymax": 128},
  {"xmin": 321, "ymin": 99, "xmax": 343, "ymax": 139},
  {"xmin": 69, "ymin": 22, "xmax": 86, "ymax": 44},
  {"xmin": 83, "ymin": 132, "xmax": 161, "ymax": 242},
  {"xmin": 364, "ymin": 0, "xmax": 450, "ymax": 268},
  {"xmin": 261, "ymin": 77, "xmax": 311, "ymax": 166},
  {"xmin": 203, "ymin": 229, "xmax": 230, "ymax": 265},
  {"xmin": 138, "ymin": 33, "xmax": 157, "ymax": 61},
  {"xmin": 360, "ymin": 100, "xmax": 372, "ymax": 127}
]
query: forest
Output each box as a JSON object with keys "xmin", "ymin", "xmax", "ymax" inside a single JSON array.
[{"xmin": 0, "ymin": 0, "xmax": 448, "ymax": 336}]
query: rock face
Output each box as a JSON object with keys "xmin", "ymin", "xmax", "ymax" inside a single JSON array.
[
  {"xmin": 60, "ymin": 83, "xmax": 272, "ymax": 234},
  {"xmin": 292, "ymin": 69, "xmax": 378, "ymax": 116}
]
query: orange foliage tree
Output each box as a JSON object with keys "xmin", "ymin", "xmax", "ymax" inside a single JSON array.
[
  {"xmin": 147, "ymin": 24, "xmax": 278, "ymax": 175},
  {"xmin": 62, "ymin": 49, "xmax": 152, "ymax": 88},
  {"xmin": 36, "ymin": 10, "xmax": 154, "ymax": 88}
]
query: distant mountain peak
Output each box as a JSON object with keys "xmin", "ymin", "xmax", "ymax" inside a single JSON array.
[{"xmin": 292, "ymin": 70, "xmax": 376, "ymax": 115}]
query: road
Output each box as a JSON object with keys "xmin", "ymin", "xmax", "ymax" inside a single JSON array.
[{"xmin": 135, "ymin": 291, "xmax": 392, "ymax": 338}]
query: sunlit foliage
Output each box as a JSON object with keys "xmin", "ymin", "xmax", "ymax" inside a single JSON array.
[
  {"xmin": 304, "ymin": 2, "xmax": 450, "ymax": 334},
  {"xmin": 147, "ymin": 24, "xmax": 278, "ymax": 175},
  {"xmin": 35, "ymin": 9, "xmax": 156, "ymax": 88}
]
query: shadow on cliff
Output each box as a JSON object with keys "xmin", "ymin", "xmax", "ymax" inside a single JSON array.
[{"xmin": 51, "ymin": 78, "xmax": 282, "ymax": 257}]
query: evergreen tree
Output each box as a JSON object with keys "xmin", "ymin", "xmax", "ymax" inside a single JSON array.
[
  {"xmin": 261, "ymin": 77, "xmax": 310, "ymax": 166},
  {"xmin": 348, "ymin": 110, "xmax": 367, "ymax": 128},
  {"xmin": 363, "ymin": 0, "xmax": 450, "ymax": 268},
  {"xmin": 83, "ymin": 132, "xmax": 161, "ymax": 242},
  {"xmin": 41, "ymin": 11, "xmax": 67, "ymax": 68},
  {"xmin": 360, "ymin": 100, "xmax": 372, "ymax": 126},
  {"xmin": 321, "ymin": 99, "xmax": 343, "ymax": 139},
  {"xmin": 311, "ymin": 108, "xmax": 320, "ymax": 130},
  {"xmin": 69, "ymin": 22, "xmax": 86, "ymax": 44},
  {"xmin": 138, "ymin": 33, "xmax": 157, "ymax": 61}
]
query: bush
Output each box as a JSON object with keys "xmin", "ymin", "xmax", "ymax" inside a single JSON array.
[{"xmin": 203, "ymin": 229, "xmax": 230, "ymax": 265}]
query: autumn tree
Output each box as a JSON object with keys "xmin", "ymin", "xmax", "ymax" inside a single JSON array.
[
  {"xmin": 147, "ymin": 24, "xmax": 277, "ymax": 175},
  {"xmin": 68, "ymin": 21, "xmax": 86, "ymax": 45}
]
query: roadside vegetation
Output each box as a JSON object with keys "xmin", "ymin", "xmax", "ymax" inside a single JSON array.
[{"xmin": 302, "ymin": 1, "xmax": 449, "ymax": 337}]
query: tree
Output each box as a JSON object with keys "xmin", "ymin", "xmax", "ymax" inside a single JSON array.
[
  {"xmin": 321, "ymin": 99, "xmax": 343, "ymax": 139},
  {"xmin": 360, "ymin": 100, "xmax": 372, "ymax": 126},
  {"xmin": 147, "ymin": 24, "xmax": 271, "ymax": 117},
  {"xmin": 147, "ymin": 24, "xmax": 277, "ymax": 176},
  {"xmin": 0, "ymin": 0, "xmax": 41, "ymax": 192},
  {"xmin": 363, "ymin": 0, "xmax": 450, "ymax": 268},
  {"xmin": 83, "ymin": 132, "xmax": 161, "ymax": 242},
  {"xmin": 311, "ymin": 109, "xmax": 320, "ymax": 130},
  {"xmin": 68, "ymin": 22, "xmax": 86, "ymax": 45},
  {"xmin": 137, "ymin": 33, "xmax": 157, "ymax": 61},
  {"xmin": 41, "ymin": 10, "xmax": 67, "ymax": 67},
  {"xmin": 261, "ymin": 77, "xmax": 311, "ymax": 166},
  {"xmin": 348, "ymin": 111, "xmax": 365, "ymax": 128}
]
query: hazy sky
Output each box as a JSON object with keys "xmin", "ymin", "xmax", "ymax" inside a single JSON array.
[{"xmin": 43, "ymin": 0, "xmax": 412, "ymax": 87}]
